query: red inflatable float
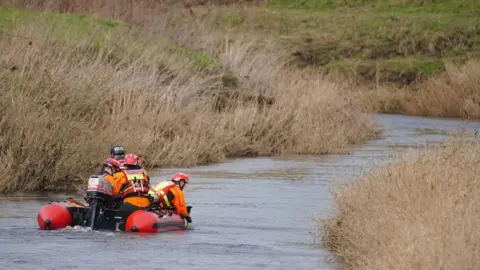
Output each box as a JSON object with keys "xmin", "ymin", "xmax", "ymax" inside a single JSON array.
[
  {"xmin": 37, "ymin": 203, "xmax": 74, "ymax": 230},
  {"xmin": 125, "ymin": 209, "xmax": 188, "ymax": 233},
  {"xmin": 37, "ymin": 198, "xmax": 189, "ymax": 233}
]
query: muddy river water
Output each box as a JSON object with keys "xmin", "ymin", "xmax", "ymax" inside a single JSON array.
[{"xmin": 1, "ymin": 114, "xmax": 479, "ymax": 270}]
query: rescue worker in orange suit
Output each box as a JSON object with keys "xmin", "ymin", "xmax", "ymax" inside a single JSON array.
[
  {"xmin": 95, "ymin": 158, "xmax": 125, "ymax": 208},
  {"xmin": 149, "ymin": 172, "xmax": 192, "ymax": 224},
  {"xmin": 122, "ymin": 153, "xmax": 148, "ymax": 176},
  {"xmin": 109, "ymin": 152, "xmax": 148, "ymax": 208},
  {"xmin": 115, "ymin": 153, "xmax": 152, "ymax": 212},
  {"xmin": 122, "ymin": 153, "xmax": 149, "ymax": 177}
]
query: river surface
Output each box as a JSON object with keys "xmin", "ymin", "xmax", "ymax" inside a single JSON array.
[{"xmin": 1, "ymin": 114, "xmax": 479, "ymax": 270}]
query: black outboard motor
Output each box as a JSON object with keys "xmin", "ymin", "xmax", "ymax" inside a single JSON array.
[{"xmin": 85, "ymin": 175, "xmax": 114, "ymax": 230}]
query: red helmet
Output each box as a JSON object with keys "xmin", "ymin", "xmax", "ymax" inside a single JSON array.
[
  {"xmin": 103, "ymin": 158, "xmax": 121, "ymax": 169},
  {"xmin": 170, "ymin": 172, "xmax": 189, "ymax": 183},
  {"xmin": 124, "ymin": 154, "xmax": 138, "ymax": 166}
]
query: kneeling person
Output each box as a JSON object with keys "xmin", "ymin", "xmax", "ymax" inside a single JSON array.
[{"xmin": 149, "ymin": 172, "xmax": 192, "ymax": 223}]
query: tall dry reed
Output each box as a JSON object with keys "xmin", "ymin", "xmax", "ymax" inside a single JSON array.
[
  {"xmin": 0, "ymin": 12, "xmax": 380, "ymax": 193},
  {"xmin": 321, "ymin": 137, "xmax": 480, "ymax": 269},
  {"xmin": 359, "ymin": 60, "xmax": 480, "ymax": 119},
  {"xmin": 3, "ymin": 0, "xmax": 480, "ymax": 120},
  {"xmin": 406, "ymin": 60, "xmax": 480, "ymax": 118},
  {"xmin": 0, "ymin": 0, "xmax": 265, "ymax": 22}
]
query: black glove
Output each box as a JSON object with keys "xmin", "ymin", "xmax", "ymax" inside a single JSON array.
[{"xmin": 184, "ymin": 215, "xmax": 192, "ymax": 223}]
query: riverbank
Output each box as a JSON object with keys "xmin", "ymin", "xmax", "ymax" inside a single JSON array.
[
  {"xmin": 0, "ymin": 6, "xmax": 380, "ymax": 193},
  {"xmin": 3, "ymin": 0, "xmax": 479, "ymax": 118},
  {"xmin": 321, "ymin": 135, "xmax": 480, "ymax": 269},
  {"xmin": 0, "ymin": 0, "xmax": 478, "ymax": 194}
]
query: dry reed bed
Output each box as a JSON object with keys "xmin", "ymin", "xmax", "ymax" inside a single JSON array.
[
  {"xmin": 321, "ymin": 137, "xmax": 480, "ymax": 269},
  {"xmin": 357, "ymin": 60, "xmax": 480, "ymax": 119},
  {"xmin": 0, "ymin": 0, "xmax": 265, "ymax": 21},
  {"xmin": 6, "ymin": 0, "xmax": 480, "ymax": 120},
  {"xmin": 0, "ymin": 13, "xmax": 380, "ymax": 193}
]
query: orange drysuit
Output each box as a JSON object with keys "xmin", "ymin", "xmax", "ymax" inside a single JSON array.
[
  {"xmin": 103, "ymin": 169, "xmax": 150, "ymax": 208},
  {"xmin": 102, "ymin": 172, "xmax": 123, "ymax": 196},
  {"xmin": 118, "ymin": 168, "xmax": 150, "ymax": 208},
  {"xmin": 150, "ymin": 181, "xmax": 188, "ymax": 217}
]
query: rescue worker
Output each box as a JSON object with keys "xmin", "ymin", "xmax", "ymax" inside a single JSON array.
[
  {"xmin": 115, "ymin": 153, "xmax": 151, "ymax": 212},
  {"xmin": 149, "ymin": 172, "xmax": 192, "ymax": 223},
  {"xmin": 123, "ymin": 153, "xmax": 148, "ymax": 176},
  {"xmin": 109, "ymin": 144, "xmax": 126, "ymax": 167},
  {"xmin": 98, "ymin": 144, "xmax": 126, "ymax": 173},
  {"xmin": 109, "ymin": 153, "xmax": 148, "ymax": 208},
  {"xmin": 123, "ymin": 154, "xmax": 143, "ymax": 169},
  {"xmin": 94, "ymin": 158, "xmax": 125, "ymax": 208}
]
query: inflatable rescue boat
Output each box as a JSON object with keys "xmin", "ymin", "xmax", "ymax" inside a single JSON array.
[
  {"xmin": 37, "ymin": 174, "xmax": 191, "ymax": 233},
  {"xmin": 37, "ymin": 198, "xmax": 190, "ymax": 233}
]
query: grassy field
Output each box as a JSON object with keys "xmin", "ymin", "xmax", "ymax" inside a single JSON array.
[
  {"xmin": 321, "ymin": 137, "xmax": 480, "ymax": 269},
  {"xmin": 268, "ymin": 0, "xmax": 480, "ymax": 79},
  {"xmin": 0, "ymin": 5, "xmax": 380, "ymax": 193},
  {"xmin": 2, "ymin": 0, "xmax": 480, "ymax": 118},
  {"xmin": 265, "ymin": 0, "xmax": 480, "ymax": 118}
]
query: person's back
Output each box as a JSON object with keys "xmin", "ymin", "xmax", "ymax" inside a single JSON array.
[
  {"xmin": 149, "ymin": 180, "xmax": 173, "ymax": 195},
  {"xmin": 116, "ymin": 154, "xmax": 151, "ymax": 212}
]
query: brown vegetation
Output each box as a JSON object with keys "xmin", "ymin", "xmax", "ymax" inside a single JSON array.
[
  {"xmin": 0, "ymin": 8, "xmax": 380, "ymax": 193},
  {"xmin": 357, "ymin": 60, "xmax": 480, "ymax": 119},
  {"xmin": 2, "ymin": 0, "xmax": 480, "ymax": 119},
  {"xmin": 321, "ymin": 137, "xmax": 480, "ymax": 269},
  {"xmin": 0, "ymin": 0, "xmax": 266, "ymax": 20},
  {"xmin": 1, "ymin": 0, "xmax": 478, "ymax": 194}
]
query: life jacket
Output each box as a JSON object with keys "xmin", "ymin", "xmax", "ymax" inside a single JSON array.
[
  {"xmin": 156, "ymin": 182, "xmax": 177, "ymax": 209},
  {"xmin": 120, "ymin": 169, "xmax": 149, "ymax": 199},
  {"xmin": 150, "ymin": 181, "xmax": 171, "ymax": 193}
]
